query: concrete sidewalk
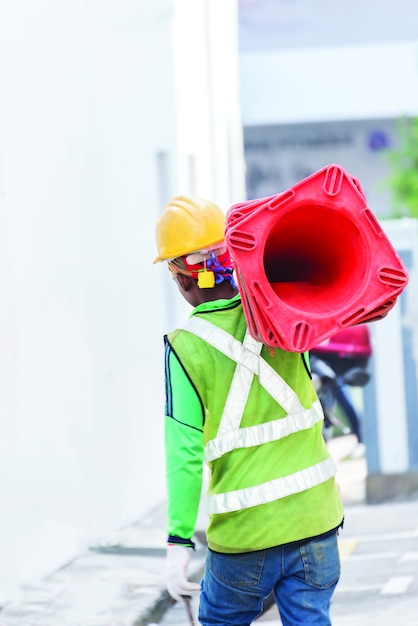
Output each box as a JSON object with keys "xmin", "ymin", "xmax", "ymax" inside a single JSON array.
[
  {"xmin": 0, "ymin": 500, "xmax": 206, "ymax": 626},
  {"xmin": 0, "ymin": 435, "xmax": 366, "ymax": 626}
]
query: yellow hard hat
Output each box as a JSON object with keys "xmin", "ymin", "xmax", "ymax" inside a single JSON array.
[{"xmin": 153, "ymin": 195, "xmax": 226, "ymax": 263}]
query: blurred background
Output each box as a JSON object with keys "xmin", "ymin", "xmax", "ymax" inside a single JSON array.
[{"xmin": 0, "ymin": 0, "xmax": 417, "ymax": 603}]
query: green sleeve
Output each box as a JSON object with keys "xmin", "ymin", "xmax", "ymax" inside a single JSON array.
[{"xmin": 164, "ymin": 336, "xmax": 205, "ymax": 541}]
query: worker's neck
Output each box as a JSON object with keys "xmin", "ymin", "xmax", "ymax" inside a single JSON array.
[{"xmin": 198, "ymin": 283, "xmax": 239, "ymax": 304}]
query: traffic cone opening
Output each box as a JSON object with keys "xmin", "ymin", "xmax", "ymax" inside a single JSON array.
[{"xmin": 263, "ymin": 205, "xmax": 367, "ymax": 313}]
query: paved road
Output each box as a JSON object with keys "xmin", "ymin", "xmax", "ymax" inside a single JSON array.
[
  {"xmin": 257, "ymin": 500, "xmax": 418, "ymax": 625},
  {"xmin": 157, "ymin": 500, "xmax": 418, "ymax": 626}
]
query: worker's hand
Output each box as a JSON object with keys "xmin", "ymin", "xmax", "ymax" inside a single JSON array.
[{"xmin": 165, "ymin": 544, "xmax": 200, "ymax": 601}]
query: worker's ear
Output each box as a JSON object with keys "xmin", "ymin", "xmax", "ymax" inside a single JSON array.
[{"xmin": 176, "ymin": 273, "xmax": 195, "ymax": 292}]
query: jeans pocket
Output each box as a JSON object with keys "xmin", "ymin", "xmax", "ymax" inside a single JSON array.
[
  {"xmin": 208, "ymin": 548, "xmax": 266, "ymax": 587},
  {"xmin": 300, "ymin": 532, "xmax": 341, "ymax": 589}
]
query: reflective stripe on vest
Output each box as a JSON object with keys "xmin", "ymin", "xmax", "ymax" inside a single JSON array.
[
  {"xmin": 206, "ymin": 457, "xmax": 336, "ymax": 514},
  {"xmin": 183, "ymin": 316, "xmax": 324, "ymax": 463}
]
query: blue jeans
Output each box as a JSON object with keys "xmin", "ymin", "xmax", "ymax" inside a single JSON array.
[{"xmin": 199, "ymin": 531, "xmax": 340, "ymax": 626}]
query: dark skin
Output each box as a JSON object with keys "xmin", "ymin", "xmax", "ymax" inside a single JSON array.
[{"xmin": 174, "ymin": 273, "xmax": 239, "ymax": 307}]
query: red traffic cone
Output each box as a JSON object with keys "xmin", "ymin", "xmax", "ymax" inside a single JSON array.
[{"xmin": 226, "ymin": 164, "xmax": 408, "ymax": 352}]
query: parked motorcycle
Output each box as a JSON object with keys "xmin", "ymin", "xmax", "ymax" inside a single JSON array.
[{"xmin": 310, "ymin": 353, "xmax": 370, "ymax": 442}]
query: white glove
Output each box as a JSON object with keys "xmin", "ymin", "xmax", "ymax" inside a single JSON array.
[{"xmin": 165, "ymin": 544, "xmax": 200, "ymax": 601}]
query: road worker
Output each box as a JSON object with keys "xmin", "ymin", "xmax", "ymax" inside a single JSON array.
[{"xmin": 154, "ymin": 195, "xmax": 344, "ymax": 626}]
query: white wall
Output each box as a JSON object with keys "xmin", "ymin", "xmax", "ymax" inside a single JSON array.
[
  {"xmin": 238, "ymin": 0, "xmax": 418, "ymax": 125},
  {"xmin": 0, "ymin": 0, "xmax": 244, "ymax": 599},
  {"xmin": 239, "ymin": 0, "xmax": 418, "ymax": 51},
  {"xmin": 172, "ymin": 0, "xmax": 245, "ymax": 205},
  {"xmin": 240, "ymin": 41, "xmax": 418, "ymax": 126}
]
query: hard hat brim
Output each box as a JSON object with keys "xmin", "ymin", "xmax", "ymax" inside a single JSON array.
[{"xmin": 153, "ymin": 238, "xmax": 226, "ymax": 265}]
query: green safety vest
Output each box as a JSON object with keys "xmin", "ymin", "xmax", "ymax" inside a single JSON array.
[{"xmin": 166, "ymin": 296, "xmax": 343, "ymax": 553}]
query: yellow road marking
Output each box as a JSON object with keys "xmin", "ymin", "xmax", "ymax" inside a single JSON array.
[{"xmin": 338, "ymin": 538, "xmax": 358, "ymax": 558}]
